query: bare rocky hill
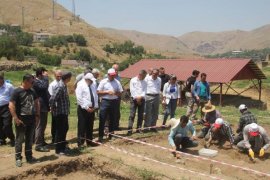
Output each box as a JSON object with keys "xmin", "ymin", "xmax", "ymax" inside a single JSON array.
[
  {"xmin": 102, "ymin": 24, "xmax": 270, "ymax": 55},
  {"xmin": 178, "ymin": 24, "xmax": 270, "ymax": 54},
  {"xmin": 0, "ymin": 0, "xmax": 126, "ymax": 62},
  {"xmin": 101, "ymin": 28, "xmax": 195, "ymax": 57}
]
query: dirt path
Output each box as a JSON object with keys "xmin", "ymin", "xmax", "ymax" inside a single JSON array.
[{"xmin": 0, "ymin": 124, "xmax": 270, "ymax": 179}]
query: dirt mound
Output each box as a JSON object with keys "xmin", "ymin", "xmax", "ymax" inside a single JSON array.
[{"xmin": 0, "ymin": 156, "xmax": 131, "ymax": 180}]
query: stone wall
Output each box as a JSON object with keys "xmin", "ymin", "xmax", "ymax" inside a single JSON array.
[{"xmin": 0, "ymin": 62, "xmax": 36, "ymax": 71}]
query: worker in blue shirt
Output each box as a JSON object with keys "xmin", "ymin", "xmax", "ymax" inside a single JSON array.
[{"xmin": 168, "ymin": 115, "xmax": 198, "ymax": 158}]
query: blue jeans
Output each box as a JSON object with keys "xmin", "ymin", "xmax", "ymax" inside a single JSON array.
[
  {"xmin": 99, "ymin": 99, "xmax": 118, "ymax": 139},
  {"xmin": 163, "ymin": 99, "xmax": 177, "ymax": 125}
]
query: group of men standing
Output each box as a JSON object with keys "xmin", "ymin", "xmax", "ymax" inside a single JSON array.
[{"xmin": 1, "ymin": 64, "xmax": 269, "ymax": 168}]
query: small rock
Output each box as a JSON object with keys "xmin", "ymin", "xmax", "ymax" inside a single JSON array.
[
  {"xmin": 213, "ymin": 167, "xmax": 222, "ymax": 175},
  {"xmin": 175, "ymin": 159, "xmax": 185, "ymax": 165}
]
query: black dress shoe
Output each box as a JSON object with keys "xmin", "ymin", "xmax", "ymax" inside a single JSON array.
[
  {"xmin": 87, "ymin": 142, "xmax": 99, "ymax": 147},
  {"xmin": 26, "ymin": 157, "xmax": 39, "ymax": 164}
]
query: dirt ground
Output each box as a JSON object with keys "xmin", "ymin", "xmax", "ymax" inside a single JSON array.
[{"xmin": 0, "ymin": 122, "xmax": 270, "ymax": 180}]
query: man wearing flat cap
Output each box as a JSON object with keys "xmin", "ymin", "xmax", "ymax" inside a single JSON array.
[{"xmin": 76, "ymin": 73, "xmax": 99, "ymax": 147}]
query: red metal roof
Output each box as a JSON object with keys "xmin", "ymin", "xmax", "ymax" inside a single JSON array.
[{"xmin": 120, "ymin": 59, "xmax": 266, "ymax": 83}]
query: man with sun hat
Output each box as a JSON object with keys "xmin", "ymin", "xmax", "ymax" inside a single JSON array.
[
  {"xmin": 204, "ymin": 118, "xmax": 234, "ymax": 148},
  {"xmin": 197, "ymin": 101, "xmax": 221, "ymax": 138},
  {"xmin": 168, "ymin": 115, "xmax": 198, "ymax": 158},
  {"xmin": 237, "ymin": 123, "xmax": 270, "ymax": 160}
]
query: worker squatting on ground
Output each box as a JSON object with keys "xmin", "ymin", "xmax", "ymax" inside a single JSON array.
[
  {"xmin": 168, "ymin": 115, "xmax": 198, "ymax": 159},
  {"xmin": 234, "ymin": 104, "xmax": 257, "ymax": 145},
  {"xmin": 196, "ymin": 101, "xmax": 221, "ymax": 138},
  {"xmin": 237, "ymin": 123, "xmax": 270, "ymax": 161},
  {"xmin": 204, "ymin": 118, "xmax": 234, "ymax": 148}
]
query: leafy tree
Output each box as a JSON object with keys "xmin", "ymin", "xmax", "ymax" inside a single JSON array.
[
  {"xmin": 67, "ymin": 48, "xmax": 91, "ymax": 62},
  {"xmin": 37, "ymin": 53, "xmax": 61, "ymax": 66},
  {"xmin": 0, "ymin": 35, "xmax": 19, "ymax": 60},
  {"xmin": 73, "ymin": 34, "xmax": 87, "ymax": 46},
  {"xmin": 16, "ymin": 32, "xmax": 33, "ymax": 46}
]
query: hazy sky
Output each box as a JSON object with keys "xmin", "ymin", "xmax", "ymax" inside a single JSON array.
[{"xmin": 57, "ymin": 0, "xmax": 270, "ymax": 36}]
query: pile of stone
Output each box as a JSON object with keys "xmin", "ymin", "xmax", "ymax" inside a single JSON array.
[{"xmin": 0, "ymin": 61, "xmax": 36, "ymax": 71}]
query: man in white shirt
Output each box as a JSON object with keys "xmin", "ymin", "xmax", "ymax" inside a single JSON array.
[
  {"xmin": 48, "ymin": 70, "xmax": 62, "ymax": 144},
  {"xmin": 48, "ymin": 70, "xmax": 62, "ymax": 96},
  {"xmin": 0, "ymin": 72, "xmax": 15, "ymax": 146},
  {"xmin": 127, "ymin": 70, "xmax": 147, "ymax": 135},
  {"xmin": 144, "ymin": 69, "xmax": 161, "ymax": 132},
  {"xmin": 76, "ymin": 73, "xmax": 99, "ymax": 147},
  {"xmin": 112, "ymin": 64, "xmax": 121, "ymax": 130},
  {"xmin": 97, "ymin": 69, "xmax": 123, "ymax": 142}
]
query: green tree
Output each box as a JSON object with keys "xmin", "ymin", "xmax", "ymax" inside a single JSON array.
[
  {"xmin": 73, "ymin": 34, "xmax": 87, "ymax": 46},
  {"xmin": 16, "ymin": 32, "xmax": 33, "ymax": 46},
  {"xmin": 0, "ymin": 35, "xmax": 18, "ymax": 60},
  {"xmin": 77, "ymin": 48, "xmax": 91, "ymax": 62}
]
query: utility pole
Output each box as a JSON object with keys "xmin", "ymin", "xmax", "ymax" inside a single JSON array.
[
  {"xmin": 72, "ymin": 0, "xmax": 76, "ymax": 20},
  {"xmin": 52, "ymin": 0, "xmax": 57, "ymax": 19},
  {"xmin": 52, "ymin": 0, "xmax": 55, "ymax": 19},
  {"xmin": 22, "ymin": 6, "xmax": 25, "ymax": 27}
]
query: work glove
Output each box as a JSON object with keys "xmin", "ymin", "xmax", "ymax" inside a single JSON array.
[
  {"xmin": 249, "ymin": 149, "xmax": 255, "ymax": 159},
  {"xmin": 259, "ymin": 148, "xmax": 265, "ymax": 157}
]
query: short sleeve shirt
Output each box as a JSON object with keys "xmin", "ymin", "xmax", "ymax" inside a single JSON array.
[
  {"xmin": 10, "ymin": 87, "xmax": 38, "ymax": 116},
  {"xmin": 97, "ymin": 78, "xmax": 123, "ymax": 100},
  {"xmin": 199, "ymin": 82, "xmax": 207, "ymax": 98}
]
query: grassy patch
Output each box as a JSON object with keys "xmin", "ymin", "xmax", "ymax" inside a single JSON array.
[{"xmin": 129, "ymin": 166, "xmax": 162, "ymax": 180}]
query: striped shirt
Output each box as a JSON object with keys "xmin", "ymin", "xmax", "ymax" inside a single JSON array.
[{"xmin": 207, "ymin": 121, "xmax": 234, "ymax": 145}]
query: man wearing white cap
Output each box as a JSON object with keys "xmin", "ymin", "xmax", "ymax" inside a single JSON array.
[
  {"xmin": 237, "ymin": 123, "xmax": 270, "ymax": 160},
  {"xmin": 234, "ymin": 104, "xmax": 257, "ymax": 145},
  {"xmin": 75, "ymin": 73, "xmax": 99, "ymax": 147},
  {"xmin": 97, "ymin": 68, "xmax": 123, "ymax": 142},
  {"xmin": 168, "ymin": 115, "xmax": 198, "ymax": 158},
  {"xmin": 205, "ymin": 118, "xmax": 234, "ymax": 148}
]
